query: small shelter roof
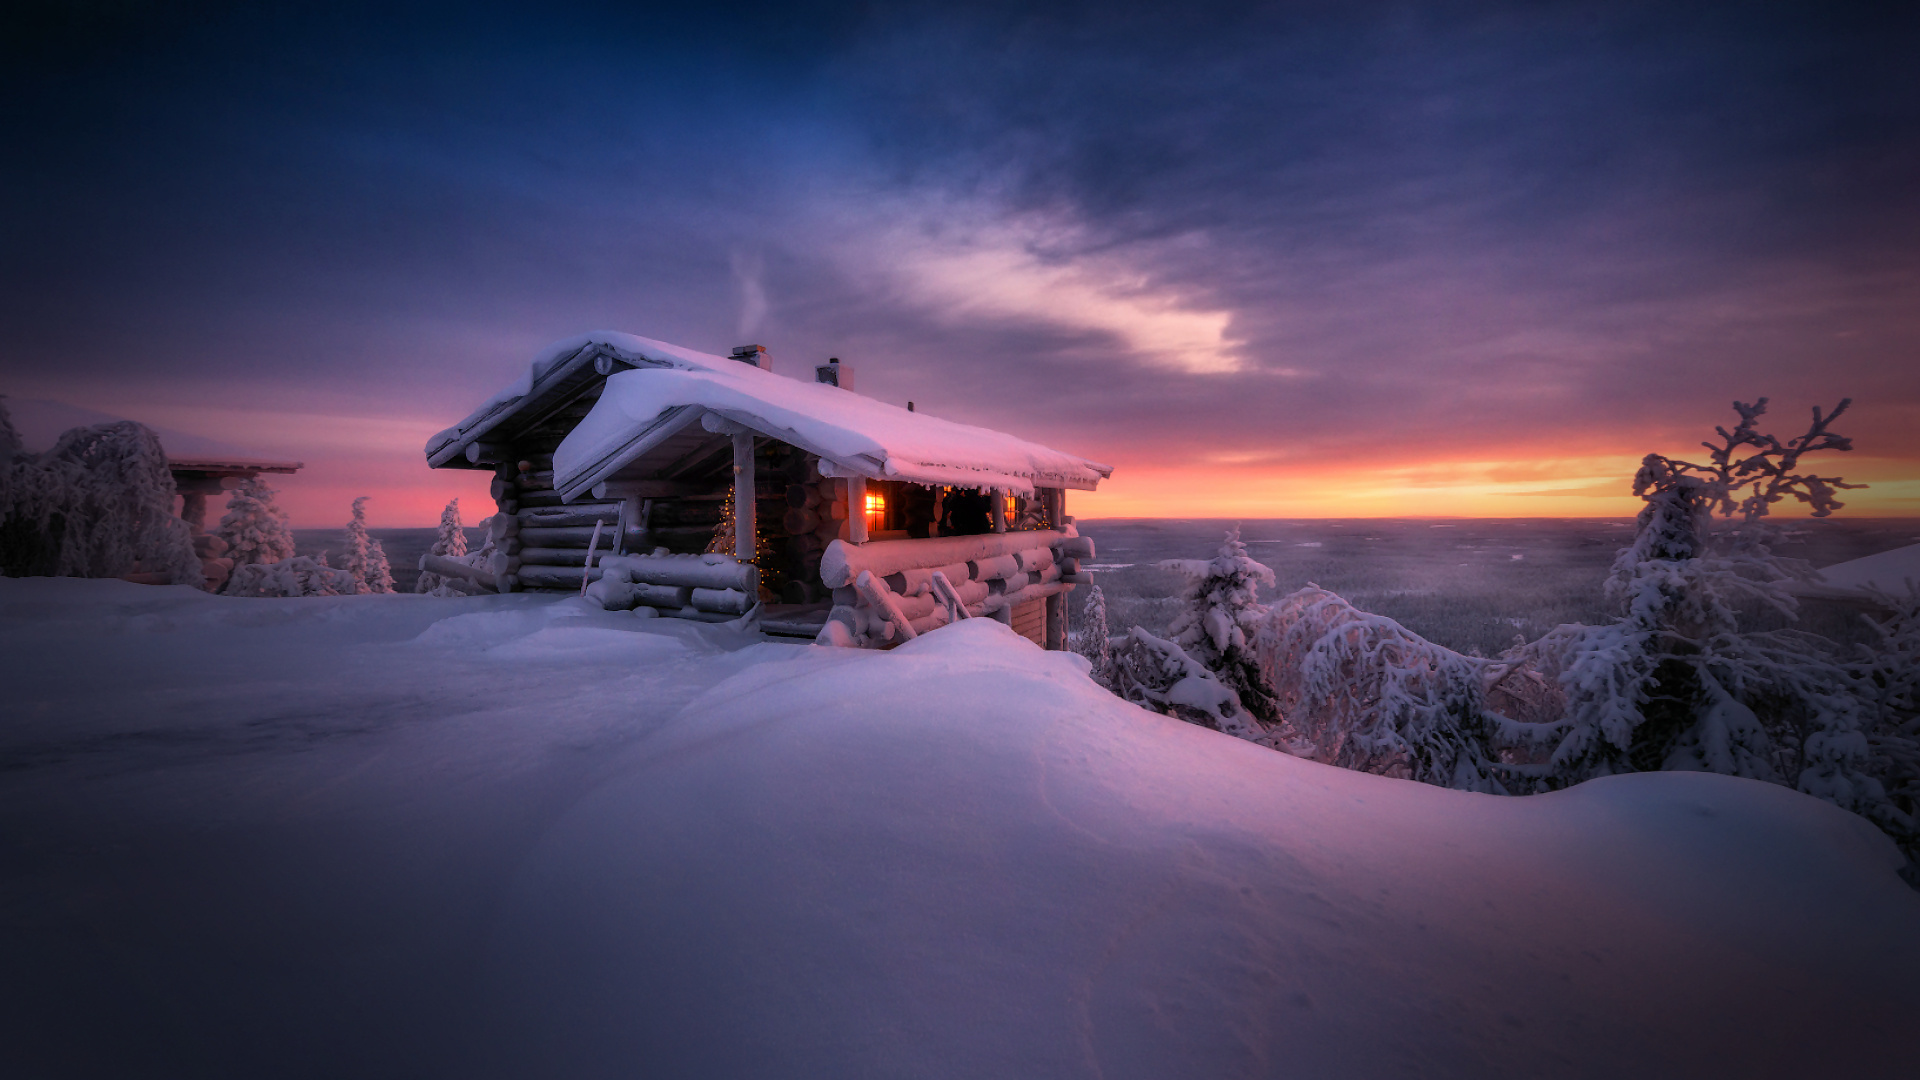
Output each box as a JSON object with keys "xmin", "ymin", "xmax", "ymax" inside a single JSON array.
[
  {"xmin": 428, "ymin": 331, "xmax": 1112, "ymax": 498},
  {"xmin": 166, "ymin": 457, "xmax": 304, "ymax": 477}
]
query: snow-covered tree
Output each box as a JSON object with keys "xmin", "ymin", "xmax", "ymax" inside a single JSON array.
[
  {"xmin": 1854, "ymin": 585, "xmax": 1920, "ymax": 863},
  {"xmin": 0, "ymin": 397, "xmax": 23, "ymax": 532},
  {"xmin": 0, "ymin": 396, "xmax": 21, "ymax": 460},
  {"xmin": 217, "ymin": 477, "xmax": 295, "ymax": 570},
  {"xmin": 1159, "ymin": 526, "xmax": 1280, "ymax": 724},
  {"xmin": 225, "ymin": 555, "xmax": 360, "ymax": 597},
  {"xmin": 416, "ymin": 498, "xmax": 469, "ymax": 594},
  {"xmin": 1107, "ymin": 626, "xmax": 1269, "ymax": 742},
  {"xmin": 342, "ymin": 495, "xmax": 393, "ymax": 594},
  {"xmin": 1510, "ymin": 398, "xmax": 1901, "ymax": 832},
  {"xmin": 1253, "ymin": 586, "xmax": 1522, "ymax": 792},
  {"xmin": 365, "ymin": 537, "xmax": 394, "ymax": 594},
  {"xmin": 0, "ymin": 417, "xmax": 202, "ymax": 586},
  {"xmin": 1074, "ymin": 584, "xmax": 1113, "ymax": 683}
]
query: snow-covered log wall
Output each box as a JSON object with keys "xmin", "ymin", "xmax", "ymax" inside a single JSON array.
[{"xmin": 814, "ymin": 526, "xmax": 1093, "ymax": 648}]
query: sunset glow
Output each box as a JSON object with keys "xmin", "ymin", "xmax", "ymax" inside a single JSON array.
[{"xmin": 2, "ymin": 4, "xmax": 1913, "ymax": 526}]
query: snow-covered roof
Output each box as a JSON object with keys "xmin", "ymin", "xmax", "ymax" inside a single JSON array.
[
  {"xmin": 429, "ymin": 331, "xmax": 1112, "ymax": 496},
  {"xmin": 425, "ymin": 332, "xmax": 750, "ymax": 467}
]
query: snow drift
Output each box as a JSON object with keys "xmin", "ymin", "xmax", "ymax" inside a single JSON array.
[{"xmin": 0, "ymin": 580, "xmax": 1914, "ymax": 1078}]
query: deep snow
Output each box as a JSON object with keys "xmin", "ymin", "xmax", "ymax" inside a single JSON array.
[
  {"xmin": 1, "ymin": 579, "xmax": 1915, "ymax": 1079},
  {"xmin": 1816, "ymin": 540, "xmax": 1920, "ymax": 594}
]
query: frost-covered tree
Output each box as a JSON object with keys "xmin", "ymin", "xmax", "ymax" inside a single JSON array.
[
  {"xmin": 1108, "ymin": 626, "xmax": 1269, "ymax": 743},
  {"xmin": 1511, "ymin": 398, "xmax": 1901, "ymax": 833},
  {"xmin": 225, "ymin": 555, "xmax": 360, "ymax": 597},
  {"xmin": 0, "ymin": 397, "xmax": 23, "ymax": 528},
  {"xmin": 1074, "ymin": 584, "xmax": 1113, "ymax": 683},
  {"xmin": 1160, "ymin": 527, "xmax": 1280, "ymax": 724},
  {"xmin": 1854, "ymin": 586, "xmax": 1920, "ymax": 862},
  {"xmin": 217, "ymin": 478, "xmax": 295, "ymax": 570},
  {"xmin": 1254, "ymin": 586, "xmax": 1523, "ymax": 792},
  {"xmin": 365, "ymin": 537, "xmax": 394, "ymax": 594},
  {"xmin": 342, "ymin": 495, "xmax": 393, "ymax": 594},
  {"xmin": 416, "ymin": 498, "xmax": 469, "ymax": 594},
  {"xmin": 0, "ymin": 396, "xmax": 20, "ymax": 460},
  {"xmin": 0, "ymin": 416, "xmax": 202, "ymax": 586}
]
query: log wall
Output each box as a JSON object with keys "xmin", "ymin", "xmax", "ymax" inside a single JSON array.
[{"xmin": 813, "ymin": 525, "xmax": 1093, "ymax": 649}]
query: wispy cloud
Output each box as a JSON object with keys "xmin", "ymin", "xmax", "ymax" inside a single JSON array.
[{"xmin": 837, "ymin": 201, "xmax": 1243, "ymax": 374}]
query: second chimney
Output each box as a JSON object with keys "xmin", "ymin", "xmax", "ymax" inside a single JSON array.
[{"xmin": 815, "ymin": 357, "xmax": 855, "ymax": 391}]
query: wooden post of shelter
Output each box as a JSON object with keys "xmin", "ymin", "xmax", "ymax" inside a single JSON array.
[
  {"xmin": 732, "ymin": 432, "xmax": 756, "ymax": 562},
  {"xmin": 846, "ymin": 474, "xmax": 868, "ymax": 544},
  {"xmin": 1039, "ymin": 487, "xmax": 1069, "ymax": 649}
]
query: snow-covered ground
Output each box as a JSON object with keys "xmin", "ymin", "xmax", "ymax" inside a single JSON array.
[
  {"xmin": 1816, "ymin": 540, "xmax": 1920, "ymax": 594},
  {"xmin": 2, "ymin": 579, "xmax": 1915, "ymax": 1079}
]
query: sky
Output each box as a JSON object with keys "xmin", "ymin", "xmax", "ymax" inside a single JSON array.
[{"xmin": 3, "ymin": 0, "xmax": 1916, "ymax": 526}]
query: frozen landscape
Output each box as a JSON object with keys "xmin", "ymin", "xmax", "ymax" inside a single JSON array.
[{"xmin": 3, "ymin": 575, "xmax": 1915, "ymax": 1079}]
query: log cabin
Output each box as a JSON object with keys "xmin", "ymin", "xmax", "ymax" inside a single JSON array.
[{"xmin": 423, "ymin": 332, "xmax": 1111, "ymax": 648}]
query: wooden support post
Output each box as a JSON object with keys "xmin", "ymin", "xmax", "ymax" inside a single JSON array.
[
  {"xmin": 614, "ymin": 497, "xmax": 634, "ymax": 556},
  {"xmin": 1041, "ymin": 487, "xmax": 1068, "ymax": 650},
  {"xmin": 580, "ymin": 521, "xmax": 604, "ymax": 597},
  {"xmin": 992, "ymin": 487, "xmax": 1006, "ymax": 533},
  {"xmin": 846, "ymin": 475, "xmax": 868, "ymax": 544},
  {"xmin": 733, "ymin": 432, "xmax": 756, "ymax": 562}
]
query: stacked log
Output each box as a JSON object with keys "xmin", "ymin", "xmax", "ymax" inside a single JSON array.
[
  {"xmin": 813, "ymin": 526, "xmax": 1093, "ymax": 649},
  {"xmin": 485, "ymin": 456, "xmax": 635, "ymax": 591},
  {"xmin": 581, "ymin": 552, "xmax": 761, "ymax": 619}
]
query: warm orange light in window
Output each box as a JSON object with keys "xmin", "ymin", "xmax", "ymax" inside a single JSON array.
[{"xmin": 865, "ymin": 493, "xmax": 885, "ymax": 514}]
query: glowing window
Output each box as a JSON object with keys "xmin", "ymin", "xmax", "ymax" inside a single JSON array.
[{"xmin": 865, "ymin": 493, "xmax": 886, "ymax": 514}]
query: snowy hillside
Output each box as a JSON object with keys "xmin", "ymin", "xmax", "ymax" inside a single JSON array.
[
  {"xmin": 1817, "ymin": 541, "xmax": 1920, "ymax": 594},
  {"xmin": 1, "ymin": 579, "xmax": 1915, "ymax": 1078}
]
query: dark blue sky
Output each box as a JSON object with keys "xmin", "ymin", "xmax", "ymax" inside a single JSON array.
[{"xmin": 4, "ymin": 1, "xmax": 1915, "ymax": 521}]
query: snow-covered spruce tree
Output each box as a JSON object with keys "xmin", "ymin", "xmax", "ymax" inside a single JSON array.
[
  {"xmin": 341, "ymin": 495, "xmax": 393, "ymax": 593},
  {"xmin": 217, "ymin": 477, "xmax": 295, "ymax": 570},
  {"xmin": 416, "ymin": 498, "xmax": 468, "ymax": 594},
  {"xmin": 225, "ymin": 555, "xmax": 359, "ymax": 597},
  {"xmin": 1513, "ymin": 398, "xmax": 1903, "ymax": 832},
  {"xmin": 1854, "ymin": 585, "xmax": 1920, "ymax": 862},
  {"xmin": 1073, "ymin": 584, "xmax": 1114, "ymax": 683},
  {"xmin": 0, "ymin": 397, "xmax": 22, "ymax": 535},
  {"xmin": 1107, "ymin": 626, "xmax": 1269, "ymax": 742},
  {"xmin": 1252, "ymin": 586, "xmax": 1525, "ymax": 792},
  {"xmin": 365, "ymin": 537, "xmax": 394, "ymax": 594},
  {"xmin": 0, "ymin": 418, "xmax": 201, "ymax": 585},
  {"xmin": 1159, "ymin": 526, "xmax": 1280, "ymax": 725}
]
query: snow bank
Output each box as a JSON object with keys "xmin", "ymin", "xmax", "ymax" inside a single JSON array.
[
  {"xmin": 1, "ymin": 580, "xmax": 1914, "ymax": 1078},
  {"xmin": 1816, "ymin": 541, "xmax": 1920, "ymax": 594},
  {"xmin": 491, "ymin": 619, "xmax": 1918, "ymax": 1078}
]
